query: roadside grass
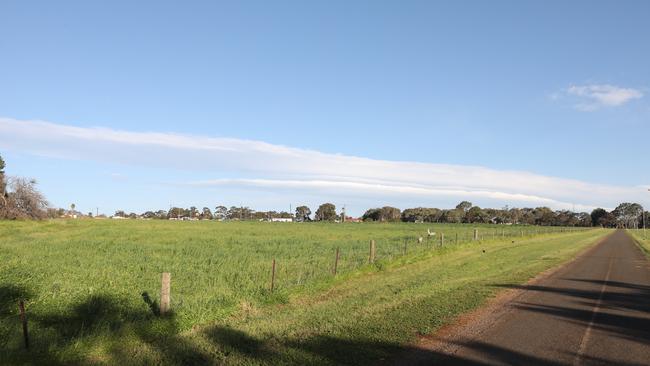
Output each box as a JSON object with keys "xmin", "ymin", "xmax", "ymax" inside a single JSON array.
[
  {"xmin": 627, "ymin": 229, "xmax": 650, "ymax": 257},
  {"xmin": 0, "ymin": 219, "xmax": 607, "ymax": 365}
]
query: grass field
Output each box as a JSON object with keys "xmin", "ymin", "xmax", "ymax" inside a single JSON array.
[{"xmin": 0, "ymin": 220, "xmax": 604, "ymax": 365}]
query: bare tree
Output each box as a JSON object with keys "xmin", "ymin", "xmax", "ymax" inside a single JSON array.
[{"xmin": 2, "ymin": 177, "xmax": 49, "ymax": 219}]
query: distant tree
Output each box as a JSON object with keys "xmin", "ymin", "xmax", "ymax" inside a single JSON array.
[
  {"xmin": 0, "ymin": 154, "xmax": 6, "ymax": 207},
  {"xmin": 456, "ymin": 201, "xmax": 473, "ymax": 212},
  {"xmin": 227, "ymin": 206, "xmax": 254, "ymax": 220},
  {"xmin": 401, "ymin": 208, "xmax": 423, "ymax": 222},
  {"xmin": 362, "ymin": 208, "xmax": 381, "ymax": 221},
  {"xmin": 509, "ymin": 207, "xmax": 522, "ymax": 225},
  {"xmin": 155, "ymin": 210, "xmax": 168, "ymax": 219},
  {"xmin": 519, "ymin": 208, "xmax": 535, "ymax": 225},
  {"xmin": 465, "ymin": 206, "xmax": 486, "ymax": 223},
  {"xmin": 576, "ymin": 212, "xmax": 592, "ymax": 227},
  {"xmin": 114, "ymin": 210, "xmax": 126, "ymax": 217},
  {"xmin": 190, "ymin": 206, "xmax": 198, "ymax": 218},
  {"xmin": 2, "ymin": 177, "xmax": 48, "ymax": 219},
  {"xmin": 484, "ymin": 208, "xmax": 503, "ymax": 224},
  {"xmin": 612, "ymin": 202, "xmax": 643, "ymax": 228},
  {"xmin": 590, "ymin": 208, "xmax": 608, "ymax": 227},
  {"xmin": 400, "ymin": 207, "xmax": 442, "ymax": 222},
  {"xmin": 295, "ymin": 205, "xmax": 311, "ymax": 222},
  {"xmin": 315, "ymin": 203, "xmax": 337, "ymax": 221},
  {"xmin": 201, "ymin": 207, "xmax": 213, "ymax": 220},
  {"xmin": 532, "ymin": 207, "xmax": 555, "ymax": 226},
  {"xmin": 70, "ymin": 203, "xmax": 76, "ymax": 214},
  {"xmin": 88, "ymin": 211, "xmax": 93, "ymax": 217},
  {"xmin": 214, "ymin": 206, "xmax": 228, "ymax": 220},
  {"xmin": 380, "ymin": 206, "xmax": 401, "ymax": 222},
  {"xmin": 554, "ymin": 210, "xmax": 578, "ymax": 226},
  {"xmin": 439, "ymin": 209, "xmax": 460, "ymax": 223},
  {"xmin": 141, "ymin": 211, "xmax": 156, "ymax": 219},
  {"xmin": 168, "ymin": 207, "xmax": 186, "ymax": 219}
]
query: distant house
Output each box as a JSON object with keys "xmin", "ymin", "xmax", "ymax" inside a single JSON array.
[
  {"xmin": 110, "ymin": 216, "xmax": 127, "ymax": 220},
  {"xmin": 270, "ymin": 218, "xmax": 293, "ymax": 222},
  {"xmin": 345, "ymin": 217, "xmax": 363, "ymax": 223}
]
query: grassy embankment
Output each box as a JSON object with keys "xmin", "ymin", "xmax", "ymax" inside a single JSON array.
[
  {"xmin": 627, "ymin": 229, "xmax": 650, "ymax": 257},
  {"xmin": 0, "ymin": 220, "xmax": 605, "ymax": 365}
]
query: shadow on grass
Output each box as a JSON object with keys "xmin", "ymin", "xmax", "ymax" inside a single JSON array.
[
  {"xmin": 3, "ymin": 286, "xmax": 583, "ymax": 366},
  {"xmin": 141, "ymin": 291, "xmax": 160, "ymax": 316},
  {"xmin": 1, "ymin": 291, "xmax": 211, "ymax": 365},
  {"xmin": 5, "ymin": 278, "xmax": 648, "ymax": 365}
]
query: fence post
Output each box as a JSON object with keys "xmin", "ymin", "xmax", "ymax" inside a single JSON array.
[
  {"xmin": 160, "ymin": 272, "xmax": 171, "ymax": 315},
  {"xmin": 473, "ymin": 229, "xmax": 479, "ymax": 241},
  {"xmin": 19, "ymin": 300, "xmax": 29, "ymax": 349},
  {"xmin": 333, "ymin": 248, "xmax": 340, "ymax": 275},
  {"xmin": 456, "ymin": 232, "xmax": 458, "ymax": 244},
  {"xmin": 270, "ymin": 259, "xmax": 276, "ymax": 292},
  {"xmin": 440, "ymin": 233, "xmax": 444, "ymax": 247},
  {"xmin": 369, "ymin": 240, "xmax": 376, "ymax": 263}
]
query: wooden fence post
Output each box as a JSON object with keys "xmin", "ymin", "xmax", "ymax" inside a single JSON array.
[
  {"xmin": 333, "ymin": 248, "xmax": 340, "ymax": 275},
  {"xmin": 369, "ymin": 240, "xmax": 376, "ymax": 263},
  {"xmin": 270, "ymin": 259, "xmax": 276, "ymax": 292},
  {"xmin": 19, "ymin": 300, "xmax": 29, "ymax": 349},
  {"xmin": 473, "ymin": 229, "xmax": 479, "ymax": 241},
  {"xmin": 440, "ymin": 233, "xmax": 444, "ymax": 247},
  {"xmin": 160, "ymin": 272, "xmax": 171, "ymax": 316}
]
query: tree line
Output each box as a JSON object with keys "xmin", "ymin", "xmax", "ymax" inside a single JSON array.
[
  {"xmin": 360, "ymin": 201, "xmax": 647, "ymax": 228},
  {"xmin": 103, "ymin": 201, "xmax": 647, "ymax": 229},
  {"xmin": 0, "ymin": 153, "xmax": 647, "ymax": 228}
]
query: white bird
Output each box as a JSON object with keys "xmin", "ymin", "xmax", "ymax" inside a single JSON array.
[{"xmin": 427, "ymin": 228, "xmax": 436, "ymax": 237}]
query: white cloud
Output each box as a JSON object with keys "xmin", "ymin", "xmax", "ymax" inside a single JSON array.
[
  {"xmin": 0, "ymin": 117, "xmax": 644, "ymax": 211},
  {"xmin": 566, "ymin": 84, "xmax": 643, "ymax": 111}
]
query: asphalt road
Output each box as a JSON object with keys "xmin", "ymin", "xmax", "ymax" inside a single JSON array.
[{"xmin": 404, "ymin": 230, "xmax": 650, "ymax": 366}]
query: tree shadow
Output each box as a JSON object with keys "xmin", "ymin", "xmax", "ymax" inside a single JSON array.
[
  {"xmin": 0, "ymin": 284, "xmax": 31, "ymax": 317},
  {"xmin": 494, "ymin": 277, "xmax": 650, "ymax": 346},
  {"xmin": 2, "ymin": 291, "xmax": 212, "ymax": 365},
  {"xmin": 0, "ymin": 285, "xmax": 32, "ymax": 351},
  {"xmin": 4, "ymin": 275, "xmax": 649, "ymax": 365}
]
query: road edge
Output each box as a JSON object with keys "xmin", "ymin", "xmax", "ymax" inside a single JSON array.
[{"xmin": 388, "ymin": 230, "xmax": 614, "ymax": 365}]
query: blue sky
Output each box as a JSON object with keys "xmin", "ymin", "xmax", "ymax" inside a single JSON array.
[{"xmin": 1, "ymin": 1, "xmax": 649, "ymax": 216}]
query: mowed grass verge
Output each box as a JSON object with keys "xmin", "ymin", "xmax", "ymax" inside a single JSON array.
[
  {"xmin": 0, "ymin": 220, "xmax": 608, "ymax": 365},
  {"xmin": 628, "ymin": 229, "xmax": 650, "ymax": 257}
]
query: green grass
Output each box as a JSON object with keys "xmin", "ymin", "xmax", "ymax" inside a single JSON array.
[
  {"xmin": 627, "ymin": 229, "xmax": 650, "ymax": 257},
  {"xmin": 0, "ymin": 220, "xmax": 604, "ymax": 365}
]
